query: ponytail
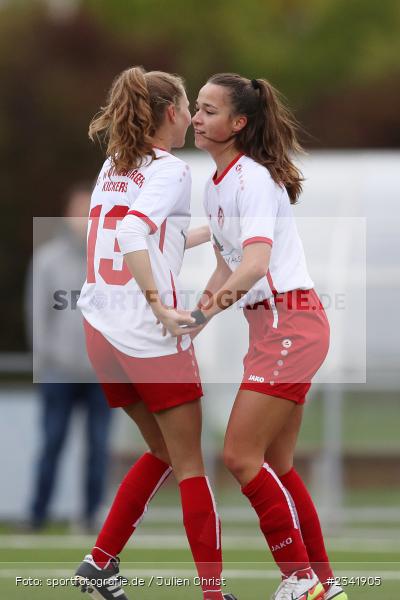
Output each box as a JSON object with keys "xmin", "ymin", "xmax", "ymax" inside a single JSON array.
[
  {"xmin": 208, "ymin": 73, "xmax": 304, "ymax": 204},
  {"xmin": 89, "ymin": 67, "xmax": 185, "ymax": 173}
]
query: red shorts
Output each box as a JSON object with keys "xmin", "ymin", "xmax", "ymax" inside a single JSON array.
[
  {"xmin": 240, "ymin": 289, "xmax": 330, "ymax": 404},
  {"xmin": 83, "ymin": 319, "xmax": 203, "ymax": 413}
]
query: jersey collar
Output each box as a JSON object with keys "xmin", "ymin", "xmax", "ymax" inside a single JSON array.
[{"xmin": 213, "ymin": 153, "xmax": 244, "ymax": 185}]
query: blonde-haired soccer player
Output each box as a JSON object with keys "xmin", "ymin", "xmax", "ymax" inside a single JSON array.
[{"xmin": 75, "ymin": 67, "xmax": 236, "ymax": 600}]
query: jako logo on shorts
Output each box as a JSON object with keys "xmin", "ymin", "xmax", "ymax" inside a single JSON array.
[{"xmin": 248, "ymin": 374, "xmax": 265, "ymax": 382}]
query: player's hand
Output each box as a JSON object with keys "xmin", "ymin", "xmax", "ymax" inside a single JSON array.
[
  {"xmin": 183, "ymin": 307, "xmax": 210, "ymax": 340},
  {"xmin": 155, "ymin": 307, "xmax": 196, "ymax": 337}
]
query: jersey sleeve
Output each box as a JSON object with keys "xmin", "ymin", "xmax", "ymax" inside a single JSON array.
[
  {"xmin": 126, "ymin": 158, "xmax": 190, "ymax": 232},
  {"xmin": 237, "ymin": 169, "xmax": 280, "ymax": 249}
]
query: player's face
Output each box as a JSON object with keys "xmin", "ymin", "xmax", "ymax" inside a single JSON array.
[
  {"xmin": 192, "ymin": 83, "xmax": 238, "ymax": 152},
  {"xmin": 172, "ymin": 91, "xmax": 191, "ymax": 148}
]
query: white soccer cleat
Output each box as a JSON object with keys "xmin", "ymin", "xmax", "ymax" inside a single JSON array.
[
  {"xmin": 323, "ymin": 584, "xmax": 348, "ymax": 600},
  {"xmin": 271, "ymin": 571, "xmax": 324, "ymax": 600}
]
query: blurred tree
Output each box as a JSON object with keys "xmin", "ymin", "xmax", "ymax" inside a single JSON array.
[
  {"xmin": 82, "ymin": 0, "xmax": 400, "ymax": 119},
  {"xmin": 0, "ymin": 0, "xmax": 399, "ymax": 352},
  {"xmin": 0, "ymin": 4, "xmax": 134, "ymax": 351}
]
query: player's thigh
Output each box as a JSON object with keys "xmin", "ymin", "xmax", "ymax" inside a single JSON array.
[
  {"xmin": 153, "ymin": 399, "xmax": 204, "ymax": 481},
  {"xmin": 224, "ymin": 390, "xmax": 296, "ymax": 475},
  {"xmin": 123, "ymin": 402, "xmax": 170, "ymax": 465},
  {"xmin": 264, "ymin": 405, "xmax": 304, "ymax": 476}
]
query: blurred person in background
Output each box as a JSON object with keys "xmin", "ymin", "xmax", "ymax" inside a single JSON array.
[
  {"xmin": 26, "ymin": 183, "xmax": 112, "ymax": 532},
  {"xmin": 190, "ymin": 73, "xmax": 346, "ymax": 600}
]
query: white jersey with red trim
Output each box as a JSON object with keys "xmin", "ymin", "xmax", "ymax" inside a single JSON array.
[
  {"xmin": 204, "ymin": 154, "xmax": 314, "ymax": 306},
  {"xmin": 78, "ymin": 148, "xmax": 192, "ymax": 357}
]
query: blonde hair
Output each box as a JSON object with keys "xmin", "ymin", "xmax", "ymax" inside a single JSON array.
[{"xmin": 89, "ymin": 67, "xmax": 185, "ymax": 173}]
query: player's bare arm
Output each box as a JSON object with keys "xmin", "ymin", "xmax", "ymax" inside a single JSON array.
[
  {"xmin": 199, "ymin": 242, "xmax": 271, "ymax": 321},
  {"xmin": 123, "ymin": 249, "xmax": 195, "ymax": 336},
  {"xmin": 197, "ymin": 244, "xmax": 232, "ymax": 306},
  {"xmin": 181, "ymin": 245, "xmax": 233, "ymax": 339},
  {"xmin": 185, "ymin": 225, "xmax": 211, "ymax": 249}
]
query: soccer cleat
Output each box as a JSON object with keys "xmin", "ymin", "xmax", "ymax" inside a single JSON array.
[
  {"xmin": 271, "ymin": 571, "xmax": 324, "ymax": 600},
  {"xmin": 324, "ymin": 584, "xmax": 348, "ymax": 600},
  {"xmin": 223, "ymin": 595, "xmax": 238, "ymax": 600},
  {"xmin": 73, "ymin": 554, "xmax": 129, "ymax": 600}
]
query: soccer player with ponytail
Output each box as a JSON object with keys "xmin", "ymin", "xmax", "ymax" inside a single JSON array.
[
  {"xmin": 190, "ymin": 74, "xmax": 347, "ymax": 600},
  {"xmin": 74, "ymin": 67, "xmax": 235, "ymax": 600}
]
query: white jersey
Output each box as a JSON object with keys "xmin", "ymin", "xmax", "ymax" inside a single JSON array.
[
  {"xmin": 78, "ymin": 148, "xmax": 192, "ymax": 357},
  {"xmin": 204, "ymin": 154, "xmax": 314, "ymax": 306}
]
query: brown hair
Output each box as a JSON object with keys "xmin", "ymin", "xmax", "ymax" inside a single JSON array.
[
  {"xmin": 208, "ymin": 73, "xmax": 304, "ymax": 204},
  {"xmin": 89, "ymin": 67, "xmax": 185, "ymax": 173}
]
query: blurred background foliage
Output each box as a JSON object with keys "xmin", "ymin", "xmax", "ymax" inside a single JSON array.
[{"xmin": 0, "ymin": 0, "xmax": 399, "ymax": 350}]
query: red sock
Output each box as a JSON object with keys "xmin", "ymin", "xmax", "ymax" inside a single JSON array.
[
  {"xmin": 280, "ymin": 467, "xmax": 334, "ymax": 590},
  {"xmin": 242, "ymin": 463, "xmax": 311, "ymax": 578},
  {"xmin": 92, "ymin": 452, "xmax": 171, "ymax": 568},
  {"xmin": 179, "ymin": 476, "xmax": 223, "ymax": 600}
]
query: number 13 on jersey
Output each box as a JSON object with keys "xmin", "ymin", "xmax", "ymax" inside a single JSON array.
[{"xmin": 86, "ymin": 205, "xmax": 133, "ymax": 286}]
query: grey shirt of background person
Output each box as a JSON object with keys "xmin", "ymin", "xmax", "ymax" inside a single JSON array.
[{"xmin": 27, "ymin": 190, "xmax": 96, "ymax": 383}]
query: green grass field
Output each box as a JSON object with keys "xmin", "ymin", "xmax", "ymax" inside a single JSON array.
[
  {"xmin": 1, "ymin": 389, "xmax": 398, "ymax": 598},
  {"xmin": 1, "ymin": 555, "xmax": 399, "ymax": 598},
  {"xmin": 1, "ymin": 480, "xmax": 400, "ymax": 598},
  {"xmin": 1, "ymin": 527, "xmax": 399, "ymax": 599}
]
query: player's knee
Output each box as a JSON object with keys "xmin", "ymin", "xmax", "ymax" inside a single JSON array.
[{"xmin": 223, "ymin": 447, "xmax": 249, "ymax": 480}]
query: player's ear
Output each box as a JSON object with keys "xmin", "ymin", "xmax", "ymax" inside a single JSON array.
[
  {"xmin": 232, "ymin": 115, "xmax": 247, "ymax": 133},
  {"xmin": 166, "ymin": 103, "xmax": 177, "ymax": 124}
]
